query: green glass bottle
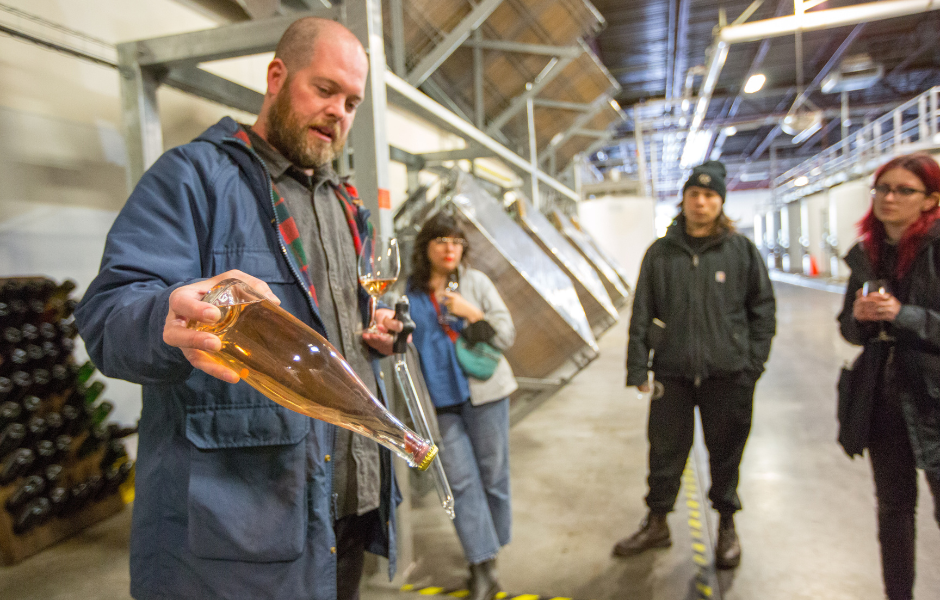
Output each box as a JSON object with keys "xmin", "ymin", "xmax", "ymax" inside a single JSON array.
[{"xmin": 76, "ymin": 360, "xmax": 96, "ymax": 385}]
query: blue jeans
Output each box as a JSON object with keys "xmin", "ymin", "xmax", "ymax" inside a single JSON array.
[{"xmin": 437, "ymin": 398, "xmax": 512, "ymax": 564}]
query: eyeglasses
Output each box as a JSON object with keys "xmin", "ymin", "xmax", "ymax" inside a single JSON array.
[
  {"xmin": 871, "ymin": 184, "xmax": 928, "ymax": 199},
  {"xmin": 432, "ymin": 237, "xmax": 467, "ymax": 247}
]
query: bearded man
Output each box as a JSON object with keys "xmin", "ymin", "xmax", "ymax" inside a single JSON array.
[{"xmin": 75, "ymin": 17, "xmax": 402, "ymax": 600}]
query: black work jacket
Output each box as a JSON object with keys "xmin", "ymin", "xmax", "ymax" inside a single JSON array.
[
  {"xmin": 626, "ymin": 215, "xmax": 776, "ymax": 387},
  {"xmin": 839, "ymin": 226, "xmax": 940, "ymax": 471}
]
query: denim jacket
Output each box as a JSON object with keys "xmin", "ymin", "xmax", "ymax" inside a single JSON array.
[{"xmin": 75, "ymin": 117, "xmax": 398, "ymax": 600}]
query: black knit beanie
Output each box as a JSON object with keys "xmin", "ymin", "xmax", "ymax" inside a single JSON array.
[{"xmin": 682, "ymin": 160, "xmax": 727, "ymax": 201}]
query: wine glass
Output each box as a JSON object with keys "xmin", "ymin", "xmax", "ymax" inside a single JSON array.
[
  {"xmin": 358, "ymin": 237, "xmax": 401, "ymax": 333},
  {"xmin": 441, "ymin": 273, "xmax": 460, "ymax": 327},
  {"xmin": 862, "ymin": 279, "xmax": 888, "ymax": 296}
]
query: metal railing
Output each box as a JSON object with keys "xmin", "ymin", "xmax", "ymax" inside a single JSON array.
[{"xmin": 773, "ymin": 86, "xmax": 940, "ymax": 204}]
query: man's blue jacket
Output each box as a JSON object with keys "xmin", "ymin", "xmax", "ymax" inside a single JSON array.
[{"xmin": 75, "ymin": 117, "xmax": 398, "ymax": 600}]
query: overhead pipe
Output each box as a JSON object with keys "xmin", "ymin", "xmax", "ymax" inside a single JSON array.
[
  {"xmin": 718, "ymin": 0, "xmax": 940, "ymax": 45},
  {"xmin": 680, "ymin": 0, "xmax": 940, "ymax": 169}
]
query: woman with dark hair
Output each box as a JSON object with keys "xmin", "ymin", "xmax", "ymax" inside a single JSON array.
[
  {"xmin": 839, "ymin": 153, "xmax": 940, "ymax": 600},
  {"xmin": 406, "ymin": 212, "xmax": 517, "ymax": 600}
]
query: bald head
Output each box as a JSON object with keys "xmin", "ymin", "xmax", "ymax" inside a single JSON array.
[{"xmin": 274, "ymin": 17, "xmax": 364, "ymax": 73}]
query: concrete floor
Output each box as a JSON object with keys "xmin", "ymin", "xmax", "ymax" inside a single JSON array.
[{"xmin": 2, "ymin": 282, "xmax": 939, "ymax": 599}]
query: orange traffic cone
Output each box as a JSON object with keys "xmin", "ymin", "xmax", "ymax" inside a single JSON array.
[{"xmin": 809, "ymin": 254, "xmax": 820, "ymax": 277}]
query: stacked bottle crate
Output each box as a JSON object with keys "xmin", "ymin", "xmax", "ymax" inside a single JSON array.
[{"xmin": 0, "ymin": 277, "xmax": 134, "ymax": 565}]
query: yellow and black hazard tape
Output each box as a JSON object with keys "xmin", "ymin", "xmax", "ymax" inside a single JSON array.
[
  {"xmin": 399, "ymin": 585, "xmax": 581, "ymax": 600},
  {"xmin": 683, "ymin": 459, "xmax": 717, "ymax": 600}
]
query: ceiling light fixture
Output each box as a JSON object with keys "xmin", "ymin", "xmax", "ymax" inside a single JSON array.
[
  {"xmin": 680, "ymin": 129, "xmax": 715, "ymax": 168},
  {"xmin": 723, "ymin": 126, "xmax": 737, "ymax": 136},
  {"xmin": 744, "ymin": 74, "xmax": 766, "ymax": 94}
]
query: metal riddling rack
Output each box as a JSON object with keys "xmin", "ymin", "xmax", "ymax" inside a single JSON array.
[
  {"xmin": 397, "ymin": 170, "xmax": 598, "ymax": 381},
  {"xmin": 510, "ymin": 195, "xmax": 618, "ymax": 337},
  {"xmin": 384, "ymin": 0, "xmax": 620, "ymax": 175},
  {"xmin": 549, "ymin": 209, "xmax": 629, "ymax": 308}
]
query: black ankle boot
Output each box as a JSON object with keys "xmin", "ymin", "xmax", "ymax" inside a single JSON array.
[
  {"xmin": 612, "ymin": 512, "xmax": 671, "ymax": 557},
  {"xmin": 715, "ymin": 514, "xmax": 741, "ymax": 569},
  {"xmin": 468, "ymin": 558, "xmax": 499, "ymax": 600}
]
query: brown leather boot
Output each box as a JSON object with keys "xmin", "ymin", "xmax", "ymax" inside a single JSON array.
[
  {"xmin": 612, "ymin": 512, "xmax": 671, "ymax": 557},
  {"xmin": 467, "ymin": 558, "xmax": 499, "ymax": 600},
  {"xmin": 715, "ymin": 514, "xmax": 741, "ymax": 569}
]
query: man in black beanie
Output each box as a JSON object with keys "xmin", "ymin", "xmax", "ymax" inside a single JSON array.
[{"xmin": 613, "ymin": 160, "xmax": 776, "ymax": 569}]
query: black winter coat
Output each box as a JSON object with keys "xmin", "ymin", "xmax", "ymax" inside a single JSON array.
[
  {"xmin": 839, "ymin": 227, "xmax": 940, "ymax": 471},
  {"xmin": 626, "ymin": 216, "xmax": 776, "ymax": 387}
]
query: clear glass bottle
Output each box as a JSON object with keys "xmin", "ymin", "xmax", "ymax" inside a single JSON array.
[{"xmin": 190, "ymin": 279, "xmax": 437, "ymax": 470}]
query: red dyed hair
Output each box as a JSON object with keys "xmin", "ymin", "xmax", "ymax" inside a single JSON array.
[{"xmin": 858, "ymin": 153, "xmax": 940, "ymax": 278}]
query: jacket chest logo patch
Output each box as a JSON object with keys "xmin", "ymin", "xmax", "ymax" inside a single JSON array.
[{"xmin": 715, "ymin": 271, "xmax": 726, "ymax": 283}]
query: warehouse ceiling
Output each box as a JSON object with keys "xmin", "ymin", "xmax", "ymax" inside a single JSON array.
[
  {"xmin": 180, "ymin": 0, "xmax": 940, "ymax": 199},
  {"xmin": 590, "ymin": 0, "xmax": 940, "ymax": 196}
]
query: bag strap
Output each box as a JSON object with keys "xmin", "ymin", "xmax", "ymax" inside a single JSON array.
[{"xmin": 429, "ymin": 293, "xmax": 460, "ymax": 343}]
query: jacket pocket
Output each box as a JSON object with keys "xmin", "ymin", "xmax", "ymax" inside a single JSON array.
[
  {"xmin": 209, "ymin": 248, "xmax": 294, "ymax": 284},
  {"xmin": 185, "ymin": 405, "xmax": 310, "ymax": 562}
]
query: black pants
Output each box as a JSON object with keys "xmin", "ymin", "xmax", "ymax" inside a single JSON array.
[
  {"xmin": 645, "ymin": 376, "xmax": 755, "ymax": 516},
  {"xmin": 334, "ymin": 510, "xmax": 380, "ymax": 600},
  {"xmin": 868, "ymin": 395, "xmax": 940, "ymax": 600}
]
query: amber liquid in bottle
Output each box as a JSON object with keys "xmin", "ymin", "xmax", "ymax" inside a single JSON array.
[{"xmin": 192, "ymin": 281, "xmax": 435, "ymax": 470}]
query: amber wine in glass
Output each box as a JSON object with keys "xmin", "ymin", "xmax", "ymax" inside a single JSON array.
[
  {"xmin": 189, "ymin": 279, "xmax": 437, "ymax": 470},
  {"xmin": 358, "ymin": 237, "xmax": 400, "ymax": 333}
]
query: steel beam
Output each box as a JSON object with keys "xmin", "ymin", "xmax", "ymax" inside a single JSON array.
[
  {"xmin": 419, "ymin": 147, "xmax": 497, "ymax": 162},
  {"xmin": 461, "ymin": 38, "xmax": 582, "ymax": 58},
  {"xmin": 388, "ymin": 0, "xmax": 406, "ymax": 76},
  {"xmin": 118, "ymin": 42, "xmax": 164, "ymax": 188},
  {"xmin": 486, "ymin": 56, "xmax": 575, "ymax": 135},
  {"xmin": 526, "ymin": 97, "xmax": 540, "ymax": 208},
  {"xmin": 405, "ymin": 0, "xmax": 504, "ymax": 87},
  {"xmin": 531, "ymin": 99, "xmax": 592, "ymax": 112},
  {"xmin": 134, "ymin": 12, "xmax": 333, "ymax": 69},
  {"xmin": 347, "ymin": 0, "xmax": 393, "ymax": 235},
  {"xmin": 386, "ymin": 72, "xmax": 579, "ymax": 201},
  {"xmin": 537, "ymin": 95, "xmax": 611, "ymax": 164},
  {"xmin": 473, "ymin": 28, "xmax": 485, "ymax": 129},
  {"xmin": 389, "ymin": 146, "xmax": 425, "ymax": 170},
  {"xmin": 165, "ymin": 67, "xmax": 264, "ymax": 114}
]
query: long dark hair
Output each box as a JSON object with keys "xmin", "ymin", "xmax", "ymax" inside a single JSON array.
[
  {"xmin": 858, "ymin": 153, "xmax": 940, "ymax": 278},
  {"xmin": 409, "ymin": 212, "xmax": 469, "ymax": 293}
]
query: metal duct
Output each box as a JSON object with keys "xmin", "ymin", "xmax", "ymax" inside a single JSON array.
[
  {"xmin": 445, "ymin": 173, "xmax": 598, "ymax": 379},
  {"xmin": 511, "ymin": 197, "xmax": 619, "ymax": 337},
  {"xmin": 549, "ymin": 210, "xmax": 630, "ymax": 308}
]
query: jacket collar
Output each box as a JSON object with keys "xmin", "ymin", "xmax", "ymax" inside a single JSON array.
[{"xmin": 664, "ymin": 213, "xmax": 730, "ymax": 251}]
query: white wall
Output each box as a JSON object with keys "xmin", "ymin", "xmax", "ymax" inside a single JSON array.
[
  {"xmin": 724, "ymin": 189, "xmax": 771, "ymax": 238},
  {"xmin": 577, "ymin": 195, "xmax": 656, "ymax": 286},
  {"xmin": 829, "ymin": 179, "xmax": 871, "ymax": 278}
]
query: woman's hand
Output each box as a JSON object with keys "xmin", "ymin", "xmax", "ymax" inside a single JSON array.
[
  {"xmin": 441, "ymin": 290, "xmax": 484, "ymax": 323},
  {"xmin": 853, "ymin": 289, "xmax": 901, "ymax": 322}
]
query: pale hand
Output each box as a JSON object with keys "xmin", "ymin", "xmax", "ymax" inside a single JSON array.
[
  {"xmin": 164, "ymin": 270, "xmax": 280, "ymax": 383},
  {"xmin": 362, "ymin": 307, "xmax": 406, "ymax": 355},
  {"xmin": 441, "ymin": 291, "xmax": 484, "ymax": 323}
]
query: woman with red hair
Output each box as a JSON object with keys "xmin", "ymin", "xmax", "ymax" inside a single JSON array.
[{"xmin": 839, "ymin": 153, "xmax": 940, "ymax": 600}]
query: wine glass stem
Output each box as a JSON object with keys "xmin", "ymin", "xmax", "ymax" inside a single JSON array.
[{"xmin": 369, "ymin": 295, "xmax": 377, "ymax": 329}]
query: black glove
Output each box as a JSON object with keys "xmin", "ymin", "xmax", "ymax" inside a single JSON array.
[{"xmin": 462, "ymin": 320, "xmax": 496, "ymax": 346}]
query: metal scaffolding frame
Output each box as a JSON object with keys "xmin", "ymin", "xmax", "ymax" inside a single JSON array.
[
  {"xmin": 383, "ymin": 0, "xmax": 622, "ymax": 184},
  {"xmin": 118, "ymin": 2, "xmax": 585, "ymax": 234}
]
